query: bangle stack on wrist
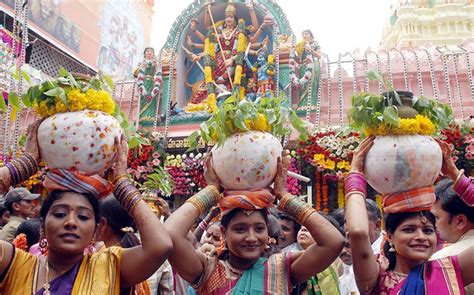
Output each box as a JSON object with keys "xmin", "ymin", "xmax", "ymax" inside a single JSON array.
[
  {"xmin": 114, "ymin": 178, "xmax": 143, "ymax": 214},
  {"xmin": 344, "ymin": 171, "xmax": 367, "ymax": 200},
  {"xmin": 452, "ymin": 169, "xmax": 474, "ymax": 206},
  {"xmin": 277, "ymin": 193, "xmax": 316, "ymax": 224},
  {"xmin": 5, "ymin": 153, "xmax": 38, "ymax": 186},
  {"xmin": 186, "ymin": 185, "xmax": 222, "ymax": 215}
]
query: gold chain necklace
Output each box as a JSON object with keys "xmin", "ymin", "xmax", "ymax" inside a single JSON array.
[
  {"xmin": 222, "ymin": 27, "xmax": 237, "ymax": 41},
  {"xmin": 43, "ymin": 259, "xmax": 51, "ymax": 295},
  {"xmin": 224, "ymin": 260, "xmax": 243, "ymax": 276}
]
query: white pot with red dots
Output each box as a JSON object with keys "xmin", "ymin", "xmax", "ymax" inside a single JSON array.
[
  {"xmin": 37, "ymin": 110, "xmax": 122, "ymax": 175},
  {"xmin": 364, "ymin": 135, "xmax": 442, "ymax": 194},
  {"xmin": 211, "ymin": 131, "xmax": 282, "ymax": 190}
]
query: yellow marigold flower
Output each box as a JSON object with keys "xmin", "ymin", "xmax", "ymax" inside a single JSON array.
[
  {"xmin": 268, "ymin": 55, "xmax": 274, "ymax": 63},
  {"xmin": 67, "ymin": 89, "xmax": 87, "ymax": 112},
  {"xmin": 313, "ymin": 153, "xmax": 325, "ymax": 163},
  {"xmin": 323, "ymin": 159, "xmax": 336, "ymax": 170},
  {"xmin": 395, "ymin": 118, "xmax": 420, "ymax": 135},
  {"xmin": 212, "ymin": 130, "xmax": 219, "ymax": 142},
  {"xmin": 205, "ymin": 66, "xmax": 213, "ymax": 84},
  {"xmin": 416, "ymin": 115, "xmax": 436, "ymax": 135},
  {"xmin": 377, "ymin": 124, "xmax": 390, "ymax": 136},
  {"xmin": 296, "ymin": 41, "xmax": 305, "ymax": 57},
  {"xmin": 252, "ymin": 113, "xmax": 268, "ymax": 132},
  {"xmin": 234, "ymin": 65, "xmax": 243, "ymax": 85},
  {"xmin": 206, "ymin": 93, "xmax": 217, "ymax": 113},
  {"xmin": 237, "ymin": 32, "xmax": 247, "ymax": 53},
  {"xmin": 337, "ymin": 160, "xmax": 350, "ymax": 170}
]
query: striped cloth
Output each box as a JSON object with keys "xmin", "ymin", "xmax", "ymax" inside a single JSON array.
[
  {"xmin": 382, "ymin": 186, "xmax": 436, "ymax": 213},
  {"xmin": 43, "ymin": 169, "xmax": 113, "ymax": 199},
  {"xmin": 218, "ymin": 189, "xmax": 275, "ymax": 216}
]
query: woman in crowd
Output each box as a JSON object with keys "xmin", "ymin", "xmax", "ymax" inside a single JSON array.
[
  {"xmin": 164, "ymin": 152, "xmax": 344, "ymax": 294},
  {"xmin": 13, "ymin": 218, "xmax": 41, "ymax": 252},
  {"xmin": 345, "ymin": 137, "xmax": 474, "ymax": 294},
  {"xmin": 96, "ymin": 195, "xmax": 150, "ymax": 294},
  {"xmin": 0, "ymin": 125, "xmax": 172, "ymax": 294},
  {"xmin": 292, "ymin": 215, "xmax": 343, "ymax": 295}
]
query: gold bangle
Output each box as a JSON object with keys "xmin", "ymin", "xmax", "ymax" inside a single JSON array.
[
  {"xmin": 129, "ymin": 197, "xmax": 144, "ymax": 214},
  {"xmin": 277, "ymin": 193, "xmax": 294, "ymax": 211},
  {"xmin": 453, "ymin": 169, "xmax": 465, "ymax": 188},
  {"xmin": 113, "ymin": 174, "xmax": 129, "ymax": 185},
  {"xmin": 345, "ymin": 191, "xmax": 366, "ymax": 200}
]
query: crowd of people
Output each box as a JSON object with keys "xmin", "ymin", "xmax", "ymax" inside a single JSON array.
[{"xmin": 0, "ymin": 121, "xmax": 472, "ymax": 295}]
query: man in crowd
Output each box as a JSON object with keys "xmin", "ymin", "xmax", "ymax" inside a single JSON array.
[
  {"xmin": 431, "ymin": 178, "xmax": 474, "ymax": 294},
  {"xmin": 0, "ymin": 202, "xmax": 10, "ymax": 229},
  {"xmin": 276, "ymin": 211, "xmax": 301, "ymax": 252},
  {"xmin": 365, "ymin": 199, "xmax": 383, "ymax": 254},
  {"xmin": 0, "ymin": 187, "xmax": 40, "ymax": 242}
]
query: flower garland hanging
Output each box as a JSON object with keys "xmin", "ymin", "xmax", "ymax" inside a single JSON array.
[
  {"xmin": 289, "ymin": 43, "xmax": 314, "ymax": 88},
  {"xmin": 298, "ymin": 126, "xmax": 360, "ymax": 180},
  {"xmin": 136, "ymin": 59, "xmax": 163, "ymax": 102}
]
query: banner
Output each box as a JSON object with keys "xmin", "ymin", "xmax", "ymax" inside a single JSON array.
[{"xmin": 1, "ymin": 0, "xmax": 153, "ymax": 78}]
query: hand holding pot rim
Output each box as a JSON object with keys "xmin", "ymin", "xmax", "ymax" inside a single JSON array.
[
  {"xmin": 273, "ymin": 150, "xmax": 290, "ymax": 199},
  {"xmin": 25, "ymin": 119, "xmax": 44, "ymax": 162},
  {"xmin": 436, "ymin": 138, "xmax": 459, "ymax": 180},
  {"xmin": 203, "ymin": 152, "xmax": 221, "ymax": 190},
  {"xmin": 350, "ymin": 136, "xmax": 375, "ymax": 174}
]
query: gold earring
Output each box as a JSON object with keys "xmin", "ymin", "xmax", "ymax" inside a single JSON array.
[{"xmin": 389, "ymin": 242, "xmax": 396, "ymax": 253}]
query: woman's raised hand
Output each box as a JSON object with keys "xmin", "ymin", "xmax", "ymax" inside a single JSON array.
[
  {"xmin": 25, "ymin": 119, "xmax": 44, "ymax": 162},
  {"xmin": 203, "ymin": 152, "xmax": 221, "ymax": 189},
  {"xmin": 350, "ymin": 136, "xmax": 375, "ymax": 173},
  {"xmin": 273, "ymin": 150, "xmax": 290, "ymax": 199},
  {"xmin": 113, "ymin": 134, "xmax": 128, "ymax": 178},
  {"xmin": 436, "ymin": 139, "xmax": 459, "ymax": 180}
]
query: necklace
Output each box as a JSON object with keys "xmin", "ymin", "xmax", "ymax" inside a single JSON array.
[
  {"xmin": 393, "ymin": 270, "xmax": 408, "ymax": 278},
  {"xmin": 221, "ymin": 27, "xmax": 237, "ymax": 41},
  {"xmin": 43, "ymin": 259, "xmax": 51, "ymax": 295},
  {"xmin": 224, "ymin": 260, "xmax": 243, "ymax": 276}
]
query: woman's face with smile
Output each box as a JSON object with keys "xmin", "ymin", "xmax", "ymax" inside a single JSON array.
[{"xmin": 44, "ymin": 192, "xmax": 97, "ymax": 256}]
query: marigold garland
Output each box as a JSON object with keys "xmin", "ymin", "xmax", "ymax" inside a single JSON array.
[
  {"xmin": 12, "ymin": 233, "xmax": 28, "ymax": 251},
  {"xmin": 34, "ymin": 89, "xmax": 115, "ymax": 117},
  {"xmin": 364, "ymin": 115, "xmax": 436, "ymax": 136}
]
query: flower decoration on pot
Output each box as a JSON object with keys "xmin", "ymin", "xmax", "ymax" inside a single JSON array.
[
  {"xmin": 9, "ymin": 68, "xmax": 148, "ymax": 199},
  {"xmin": 438, "ymin": 123, "xmax": 474, "ymax": 175},
  {"xmin": 298, "ymin": 126, "xmax": 360, "ymax": 180},
  {"xmin": 348, "ymin": 71, "xmax": 454, "ymax": 203},
  {"xmin": 188, "ymin": 94, "xmax": 309, "ymax": 190}
]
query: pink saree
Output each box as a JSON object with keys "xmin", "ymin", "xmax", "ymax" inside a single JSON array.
[{"xmin": 374, "ymin": 256, "xmax": 464, "ymax": 295}]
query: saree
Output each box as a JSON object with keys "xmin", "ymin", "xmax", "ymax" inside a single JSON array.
[
  {"xmin": 0, "ymin": 246, "xmax": 124, "ymax": 295},
  {"xmin": 197, "ymin": 252, "xmax": 292, "ymax": 294},
  {"xmin": 374, "ymin": 256, "xmax": 464, "ymax": 295}
]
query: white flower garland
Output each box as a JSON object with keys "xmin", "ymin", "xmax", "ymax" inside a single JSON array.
[
  {"xmin": 289, "ymin": 50, "xmax": 314, "ymax": 88},
  {"xmin": 136, "ymin": 59, "xmax": 163, "ymax": 99}
]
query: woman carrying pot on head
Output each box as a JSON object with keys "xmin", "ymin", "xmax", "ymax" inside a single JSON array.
[
  {"xmin": 164, "ymin": 152, "xmax": 344, "ymax": 294},
  {"xmin": 0, "ymin": 133, "xmax": 172, "ymax": 294},
  {"xmin": 345, "ymin": 137, "xmax": 474, "ymax": 294}
]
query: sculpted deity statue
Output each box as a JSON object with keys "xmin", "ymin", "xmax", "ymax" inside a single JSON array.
[
  {"xmin": 290, "ymin": 29, "xmax": 321, "ymax": 107},
  {"xmin": 245, "ymin": 37, "xmax": 275, "ymax": 102},
  {"xmin": 183, "ymin": 0, "xmax": 273, "ymax": 112},
  {"xmin": 135, "ymin": 47, "xmax": 162, "ymax": 124}
]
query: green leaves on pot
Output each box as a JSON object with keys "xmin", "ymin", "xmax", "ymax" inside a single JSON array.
[{"xmin": 187, "ymin": 93, "xmax": 309, "ymax": 151}]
